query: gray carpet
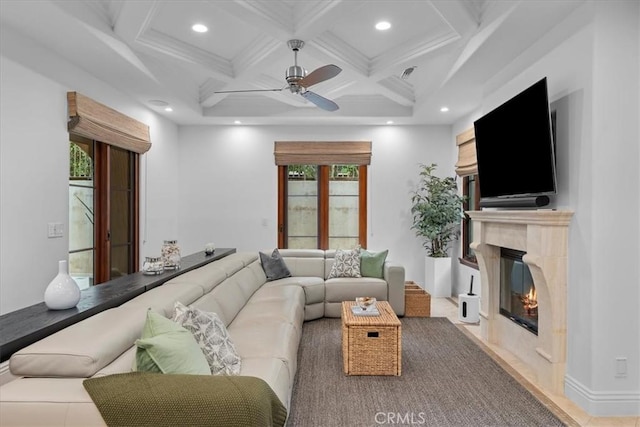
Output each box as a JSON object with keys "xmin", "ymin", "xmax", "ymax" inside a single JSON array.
[{"xmin": 286, "ymin": 317, "xmax": 573, "ymax": 427}]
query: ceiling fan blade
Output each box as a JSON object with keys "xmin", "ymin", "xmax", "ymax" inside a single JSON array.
[
  {"xmin": 213, "ymin": 88, "xmax": 284, "ymax": 94},
  {"xmin": 301, "ymin": 91, "xmax": 339, "ymax": 112},
  {"xmin": 299, "ymin": 64, "xmax": 342, "ymax": 88}
]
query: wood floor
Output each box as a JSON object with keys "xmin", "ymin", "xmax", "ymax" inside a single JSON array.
[{"xmin": 431, "ymin": 297, "xmax": 640, "ymax": 427}]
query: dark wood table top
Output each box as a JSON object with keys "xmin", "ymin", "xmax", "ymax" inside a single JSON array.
[{"xmin": 0, "ymin": 248, "xmax": 236, "ymax": 362}]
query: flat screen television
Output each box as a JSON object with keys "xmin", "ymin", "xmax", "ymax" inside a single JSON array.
[{"xmin": 473, "ymin": 77, "xmax": 556, "ymax": 208}]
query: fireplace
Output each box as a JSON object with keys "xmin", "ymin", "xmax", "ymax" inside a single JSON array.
[
  {"xmin": 500, "ymin": 248, "xmax": 538, "ymax": 334},
  {"xmin": 466, "ymin": 209, "xmax": 573, "ymax": 395}
]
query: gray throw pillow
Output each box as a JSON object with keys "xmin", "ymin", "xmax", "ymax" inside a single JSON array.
[{"xmin": 259, "ymin": 248, "xmax": 291, "ymax": 281}]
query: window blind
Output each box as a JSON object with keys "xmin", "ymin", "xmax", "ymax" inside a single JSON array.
[
  {"xmin": 67, "ymin": 92, "xmax": 151, "ymax": 154},
  {"xmin": 455, "ymin": 128, "xmax": 477, "ymax": 177},
  {"xmin": 274, "ymin": 141, "xmax": 371, "ymax": 165}
]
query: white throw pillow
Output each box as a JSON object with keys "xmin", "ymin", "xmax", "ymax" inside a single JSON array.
[
  {"xmin": 328, "ymin": 246, "xmax": 362, "ymax": 278},
  {"xmin": 173, "ymin": 302, "xmax": 242, "ymax": 375}
]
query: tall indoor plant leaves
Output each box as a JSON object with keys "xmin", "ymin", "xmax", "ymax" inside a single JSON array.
[{"xmin": 410, "ymin": 163, "xmax": 466, "ymax": 257}]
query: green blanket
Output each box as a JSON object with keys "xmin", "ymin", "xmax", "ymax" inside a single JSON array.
[{"xmin": 83, "ymin": 372, "xmax": 287, "ymax": 427}]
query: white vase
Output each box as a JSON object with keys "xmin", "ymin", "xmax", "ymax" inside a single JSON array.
[
  {"xmin": 44, "ymin": 260, "xmax": 81, "ymax": 310},
  {"xmin": 424, "ymin": 255, "xmax": 452, "ymax": 298}
]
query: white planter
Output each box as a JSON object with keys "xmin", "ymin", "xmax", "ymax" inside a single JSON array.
[{"xmin": 424, "ymin": 256, "xmax": 452, "ymax": 298}]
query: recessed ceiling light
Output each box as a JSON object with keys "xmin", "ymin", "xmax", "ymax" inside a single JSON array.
[
  {"xmin": 234, "ymin": 120, "xmax": 242, "ymax": 125},
  {"xmin": 386, "ymin": 120, "xmax": 394, "ymax": 125},
  {"xmin": 164, "ymin": 107, "xmax": 173, "ymax": 112},
  {"xmin": 192, "ymin": 23, "xmax": 208, "ymax": 33},
  {"xmin": 375, "ymin": 21, "xmax": 391, "ymax": 31},
  {"xmin": 440, "ymin": 106, "xmax": 449, "ymax": 113}
]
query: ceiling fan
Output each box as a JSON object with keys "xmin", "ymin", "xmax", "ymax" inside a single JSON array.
[{"xmin": 214, "ymin": 39, "xmax": 342, "ymax": 112}]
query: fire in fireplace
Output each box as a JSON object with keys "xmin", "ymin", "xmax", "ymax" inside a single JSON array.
[{"xmin": 499, "ymin": 248, "xmax": 538, "ymax": 334}]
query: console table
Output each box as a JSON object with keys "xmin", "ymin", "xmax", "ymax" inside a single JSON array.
[{"xmin": 0, "ymin": 248, "xmax": 235, "ymax": 362}]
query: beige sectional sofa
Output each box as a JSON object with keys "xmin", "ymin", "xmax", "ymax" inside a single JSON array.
[{"xmin": 0, "ymin": 249, "xmax": 405, "ymax": 426}]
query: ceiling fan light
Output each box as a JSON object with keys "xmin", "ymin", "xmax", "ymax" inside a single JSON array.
[{"xmin": 286, "ymin": 65, "xmax": 306, "ymax": 89}]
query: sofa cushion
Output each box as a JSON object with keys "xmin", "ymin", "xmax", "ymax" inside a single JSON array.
[
  {"xmin": 93, "ymin": 346, "xmax": 136, "ymax": 378},
  {"xmin": 9, "ymin": 307, "xmax": 146, "ymax": 378},
  {"xmin": 228, "ymin": 322, "xmax": 300, "ymax": 380},
  {"xmin": 327, "ymin": 247, "xmax": 361, "ymax": 278},
  {"xmin": 325, "ymin": 278, "xmax": 388, "ymax": 303},
  {"xmin": 240, "ymin": 357, "xmax": 291, "ymax": 411},
  {"xmin": 173, "ymin": 302, "xmax": 242, "ymax": 375},
  {"xmin": 278, "ymin": 249, "xmax": 325, "ymax": 277},
  {"xmin": 207, "ymin": 277, "xmax": 250, "ymax": 327},
  {"xmin": 134, "ymin": 310, "xmax": 211, "ymax": 375},
  {"xmin": 235, "ymin": 286, "xmax": 305, "ymax": 334},
  {"xmin": 259, "ymin": 248, "xmax": 292, "ymax": 281},
  {"xmin": 360, "ymin": 249, "xmax": 389, "ymax": 278},
  {"xmin": 264, "ymin": 276, "xmax": 325, "ymax": 305},
  {"xmin": 118, "ymin": 282, "xmax": 204, "ymax": 318},
  {"xmin": 0, "ymin": 378, "xmax": 104, "ymax": 427}
]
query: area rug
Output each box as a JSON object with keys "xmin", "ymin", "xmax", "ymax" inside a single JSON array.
[{"xmin": 286, "ymin": 317, "xmax": 577, "ymax": 427}]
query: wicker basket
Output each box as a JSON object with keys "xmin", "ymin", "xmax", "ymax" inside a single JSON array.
[
  {"xmin": 341, "ymin": 301, "xmax": 401, "ymax": 376},
  {"xmin": 405, "ymin": 281, "xmax": 431, "ymax": 317}
]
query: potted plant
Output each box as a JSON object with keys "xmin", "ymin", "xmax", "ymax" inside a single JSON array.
[{"xmin": 410, "ymin": 163, "xmax": 466, "ymax": 297}]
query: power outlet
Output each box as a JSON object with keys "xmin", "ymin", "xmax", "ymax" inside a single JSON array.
[
  {"xmin": 47, "ymin": 222, "xmax": 64, "ymax": 238},
  {"xmin": 615, "ymin": 357, "xmax": 627, "ymax": 378}
]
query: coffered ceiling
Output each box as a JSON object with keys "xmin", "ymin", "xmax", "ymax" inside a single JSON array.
[{"xmin": 0, "ymin": 0, "xmax": 584, "ymax": 125}]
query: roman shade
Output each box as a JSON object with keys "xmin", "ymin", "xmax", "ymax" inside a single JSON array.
[
  {"xmin": 455, "ymin": 128, "xmax": 477, "ymax": 177},
  {"xmin": 67, "ymin": 92, "xmax": 151, "ymax": 154},
  {"xmin": 274, "ymin": 141, "xmax": 371, "ymax": 165}
]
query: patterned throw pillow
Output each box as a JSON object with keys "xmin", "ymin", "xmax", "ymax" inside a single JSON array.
[
  {"xmin": 327, "ymin": 246, "xmax": 362, "ymax": 278},
  {"xmin": 259, "ymin": 248, "xmax": 292, "ymax": 281},
  {"xmin": 173, "ymin": 302, "xmax": 242, "ymax": 376}
]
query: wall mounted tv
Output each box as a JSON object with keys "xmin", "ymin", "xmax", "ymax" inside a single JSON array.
[{"xmin": 473, "ymin": 77, "xmax": 556, "ymax": 208}]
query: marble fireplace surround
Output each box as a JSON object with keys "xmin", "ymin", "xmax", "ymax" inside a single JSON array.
[{"xmin": 467, "ymin": 210, "xmax": 574, "ymax": 395}]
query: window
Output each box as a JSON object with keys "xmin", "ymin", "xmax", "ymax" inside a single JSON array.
[
  {"xmin": 274, "ymin": 141, "xmax": 371, "ymax": 250},
  {"xmin": 67, "ymin": 92, "xmax": 146, "ymax": 285},
  {"xmin": 69, "ymin": 137, "xmax": 140, "ymax": 285},
  {"xmin": 278, "ymin": 164, "xmax": 367, "ymax": 249},
  {"xmin": 460, "ymin": 174, "xmax": 480, "ymax": 268},
  {"xmin": 69, "ymin": 136, "xmax": 95, "ymax": 289},
  {"xmin": 455, "ymin": 128, "xmax": 479, "ymax": 269}
]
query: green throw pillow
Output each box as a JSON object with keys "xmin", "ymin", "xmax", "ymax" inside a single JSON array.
[
  {"xmin": 360, "ymin": 250, "xmax": 389, "ymax": 278},
  {"xmin": 133, "ymin": 309, "xmax": 211, "ymax": 375}
]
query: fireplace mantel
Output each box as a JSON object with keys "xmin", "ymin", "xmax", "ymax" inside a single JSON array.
[{"xmin": 467, "ymin": 209, "xmax": 573, "ymax": 394}]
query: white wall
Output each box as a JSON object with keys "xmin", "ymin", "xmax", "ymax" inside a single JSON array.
[
  {"xmin": 451, "ymin": 1, "xmax": 640, "ymax": 416},
  {"xmin": 176, "ymin": 125, "xmax": 453, "ymax": 286},
  {"xmin": 0, "ymin": 26, "xmax": 180, "ymax": 314},
  {"xmin": 585, "ymin": 1, "xmax": 639, "ymax": 415}
]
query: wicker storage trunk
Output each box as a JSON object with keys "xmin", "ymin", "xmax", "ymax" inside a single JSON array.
[
  {"xmin": 341, "ymin": 301, "xmax": 401, "ymax": 376},
  {"xmin": 404, "ymin": 281, "xmax": 431, "ymax": 317}
]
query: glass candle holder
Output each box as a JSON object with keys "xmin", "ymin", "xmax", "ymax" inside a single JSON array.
[
  {"xmin": 161, "ymin": 240, "xmax": 181, "ymax": 270},
  {"xmin": 142, "ymin": 256, "xmax": 164, "ymax": 275}
]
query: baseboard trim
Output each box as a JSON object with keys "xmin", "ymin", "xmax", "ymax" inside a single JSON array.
[{"xmin": 564, "ymin": 374, "xmax": 640, "ymax": 416}]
